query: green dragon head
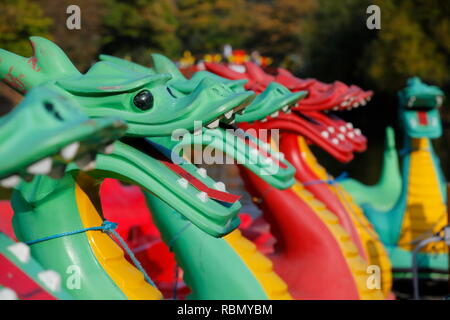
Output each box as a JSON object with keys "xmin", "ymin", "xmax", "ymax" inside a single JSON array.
[
  {"xmin": 398, "ymin": 77, "xmax": 445, "ymax": 139},
  {"xmin": 0, "ymin": 85, "xmax": 126, "ymax": 188},
  {"xmin": 99, "ymin": 54, "xmax": 304, "ymax": 189},
  {"xmin": 0, "ymin": 37, "xmax": 256, "ymax": 237},
  {"xmin": 99, "ymin": 53, "xmax": 305, "ymax": 124}
]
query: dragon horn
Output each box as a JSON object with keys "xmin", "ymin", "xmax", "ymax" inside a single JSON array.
[
  {"xmin": 0, "ymin": 37, "xmax": 80, "ymax": 94},
  {"xmin": 151, "ymin": 53, "xmax": 186, "ymax": 81}
]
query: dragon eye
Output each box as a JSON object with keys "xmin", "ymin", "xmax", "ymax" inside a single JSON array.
[{"xmin": 133, "ymin": 90, "xmax": 154, "ymax": 110}]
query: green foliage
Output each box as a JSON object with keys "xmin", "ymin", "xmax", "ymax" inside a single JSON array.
[{"xmin": 0, "ymin": 0, "xmax": 52, "ymax": 56}]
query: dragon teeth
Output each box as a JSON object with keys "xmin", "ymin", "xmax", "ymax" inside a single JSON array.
[
  {"xmin": 360, "ymin": 99, "xmax": 367, "ymax": 106},
  {"xmin": 271, "ymin": 111, "xmax": 279, "ymax": 118},
  {"xmin": 27, "ymin": 157, "xmax": 52, "ymax": 175},
  {"xmin": 346, "ymin": 122, "xmax": 354, "ymax": 129},
  {"xmin": 0, "ymin": 175, "xmax": 20, "ymax": 188},
  {"xmin": 347, "ymin": 132, "xmax": 355, "ymax": 139},
  {"xmin": 214, "ymin": 181, "xmax": 226, "ymax": 192},
  {"xmin": 282, "ymin": 105, "xmax": 289, "ymax": 112},
  {"xmin": 197, "ymin": 191, "xmax": 209, "ymax": 203},
  {"xmin": 321, "ymin": 131, "xmax": 330, "ymax": 139},
  {"xmin": 285, "ymin": 109, "xmax": 292, "ymax": 114},
  {"xmin": 102, "ymin": 143, "xmax": 115, "ymax": 155},
  {"xmin": 333, "ymin": 106, "xmax": 339, "ymax": 111},
  {"xmin": 8, "ymin": 242, "xmax": 30, "ymax": 263},
  {"xmin": 61, "ymin": 142, "xmax": 80, "ymax": 160},
  {"xmin": 436, "ymin": 96, "xmax": 443, "ymax": 107},
  {"xmin": 0, "ymin": 288, "xmax": 17, "ymax": 300},
  {"xmin": 331, "ymin": 138, "xmax": 339, "ymax": 145},
  {"xmin": 38, "ymin": 270, "xmax": 61, "ymax": 292},
  {"xmin": 354, "ymin": 128, "xmax": 362, "ymax": 135},
  {"xmin": 339, "ymin": 126, "xmax": 346, "ymax": 132},
  {"xmin": 177, "ymin": 178, "xmax": 188, "ymax": 189},
  {"xmin": 196, "ymin": 167, "xmax": 207, "ymax": 178},
  {"xmin": 207, "ymin": 119, "xmax": 220, "ymax": 129},
  {"xmin": 260, "ymin": 118, "xmax": 268, "ymax": 123},
  {"xmin": 224, "ymin": 110, "xmax": 234, "ymax": 119},
  {"xmin": 327, "ymin": 126, "xmax": 335, "ymax": 133},
  {"xmin": 337, "ymin": 133, "xmax": 345, "ymax": 141}
]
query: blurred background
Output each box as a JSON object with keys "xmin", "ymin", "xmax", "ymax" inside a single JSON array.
[{"xmin": 0, "ymin": 0, "xmax": 449, "ymax": 188}]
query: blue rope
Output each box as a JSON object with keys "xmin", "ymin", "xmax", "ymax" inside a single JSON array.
[
  {"xmin": 25, "ymin": 220, "xmax": 156, "ymax": 288},
  {"xmin": 302, "ymin": 171, "xmax": 348, "ymax": 187},
  {"xmin": 167, "ymin": 221, "xmax": 192, "ymax": 251}
]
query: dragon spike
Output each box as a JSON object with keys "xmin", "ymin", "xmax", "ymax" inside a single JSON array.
[
  {"xmin": 99, "ymin": 54, "xmax": 155, "ymax": 75},
  {"xmin": 0, "ymin": 37, "xmax": 80, "ymax": 93},
  {"xmin": 151, "ymin": 53, "xmax": 186, "ymax": 81}
]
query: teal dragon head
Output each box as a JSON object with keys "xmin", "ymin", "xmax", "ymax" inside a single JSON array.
[
  {"xmin": 100, "ymin": 53, "xmax": 305, "ymax": 189},
  {"xmin": 0, "ymin": 37, "xmax": 258, "ymax": 237},
  {"xmin": 398, "ymin": 77, "xmax": 445, "ymax": 139},
  {"xmin": 0, "ymin": 85, "xmax": 126, "ymax": 188}
]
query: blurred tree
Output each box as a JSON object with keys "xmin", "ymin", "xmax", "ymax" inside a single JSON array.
[
  {"xmin": 245, "ymin": 0, "xmax": 317, "ymax": 72},
  {"xmin": 101, "ymin": 0, "xmax": 181, "ymax": 64},
  {"xmin": 176, "ymin": 0, "xmax": 251, "ymax": 54},
  {"xmin": 0, "ymin": 0, "xmax": 52, "ymax": 56},
  {"xmin": 362, "ymin": 0, "xmax": 450, "ymax": 93}
]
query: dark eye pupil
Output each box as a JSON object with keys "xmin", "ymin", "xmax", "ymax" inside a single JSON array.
[{"xmin": 133, "ymin": 90, "xmax": 153, "ymax": 110}]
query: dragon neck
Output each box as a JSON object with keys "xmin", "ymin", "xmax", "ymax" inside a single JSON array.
[
  {"xmin": 11, "ymin": 172, "xmax": 161, "ymax": 300},
  {"xmin": 143, "ymin": 190, "xmax": 291, "ymax": 300}
]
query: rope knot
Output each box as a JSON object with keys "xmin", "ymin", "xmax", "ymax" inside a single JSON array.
[{"xmin": 101, "ymin": 220, "xmax": 118, "ymax": 232}]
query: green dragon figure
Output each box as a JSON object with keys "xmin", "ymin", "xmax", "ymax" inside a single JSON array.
[{"xmin": 0, "ymin": 85, "xmax": 127, "ymax": 300}]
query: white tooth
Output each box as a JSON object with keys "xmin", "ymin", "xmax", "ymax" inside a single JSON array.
[
  {"xmin": 81, "ymin": 160, "xmax": 96, "ymax": 171},
  {"xmin": 61, "ymin": 142, "xmax": 80, "ymax": 160},
  {"xmin": 214, "ymin": 181, "xmax": 226, "ymax": 192},
  {"xmin": 282, "ymin": 105, "xmax": 289, "ymax": 112},
  {"xmin": 353, "ymin": 102, "xmax": 360, "ymax": 108},
  {"xmin": 338, "ymin": 133, "xmax": 345, "ymax": 141},
  {"xmin": 436, "ymin": 96, "xmax": 443, "ymax": 107},
  {"xmin": 332, "ymin": 138, "xmax": 339, "ymax": 145},
  {"xmin": 27, "ymin": 157, "xmax": 52, "ymax": 175},
  {"xmin": 354, "ymin": 128, "xmax": 362, "ymax": 135},
  {"xmin": 360, "ymin": 99, "xmax": 367, "ymax": 106},
  {"xmin": 224, "ymin": 110, "xmax": 234, "ymax": 119},
  {"xmin": 285, "ymin": 109, "xmax": 292, "ymax": 114},
  {"xmin": 346, "ymin": 122, "xmax": 354, "ymax": 129},
  {"xmin": 0, "ymin": 175, "xmax": 20, "ymax": 188},
  {"xmin": 207, "ymin": 119, "xmax": 220, "ymax": 129},
  {"xmin": 271, "ymin": 111, "xmax": 279, "ymax": 118},
  {"xmin": 321, "ymin": 131, "xmax": 330, "ymax": 139},
  {"xmin": 340, "ymin": 101, "xmax": 349, "ymax": 107},
  {"xmin": 38, "ymin": 270, "xmax": 61, "ymax": 292},
  {"xmin": 347, "ymin": 132, "xmax": 355, "ymax": 138},
  {"xmin": 260, "ymin": 118, "xmax": 268, "ymax": 123},
  {"xmin": 0, "ymin": 288, "xmax": 17, "ymax": 300},
  {"xmin": 408, "ymin": 96, "xmax": 416, "ymax": 107},
  {"xmin": 196, "ymin": 191, "xmax": 209, "ymax": 203},
  {"xmin": 102, "ymin": 143, "xmax": 115, "ymax": 155},
  {"xmin": 197, "ymin": 167, "xmax": 207, "ymax": 178},
  {"xmin": 327, "ymin": 126, "xmax": 335, "ymax": 133},
  {"xmin": 7, "ymin": 242, "xmax": 30, "ymax": 263},
  {"xmin": 228, "ymin": 119, "xmax": 235, "ymax": 124},
  {"xmin": 339, "ymin": 125, "xmax": 346, "ymax": 132},
  {"xmin": 333, "ymin": 106, "xmax": 339, "ymax": 110},
  {"xmin": 177, "ymin": 178, "xmax": 188, "ymax": 189}
]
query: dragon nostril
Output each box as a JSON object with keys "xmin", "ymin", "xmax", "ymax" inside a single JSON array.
[{"xmin": 44, "ymin": 102, "xmax": 63, "ymax": 121}]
